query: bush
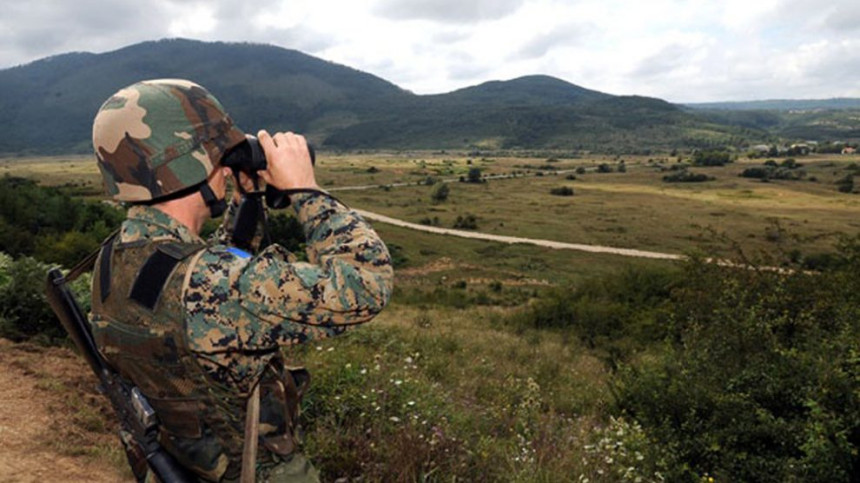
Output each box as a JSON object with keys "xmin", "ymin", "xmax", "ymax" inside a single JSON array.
[
  {"xmin": 549, "ymin": 186, "xmax": 574, "ymax": 196},
  {"xmin": 430, "ymin": 182, "xmax": 450, "ymax": 203},
  {"xmin": 453, "ymin": 214, "xmax": 478, "ymax": 230},
  {"xmin": 692, "ymin": 150, "xmax": 732, "ymax": 166},
  {"xmin": 740, "ymin": 166, "xmax": 806, "ymax": 182},
  {"xmin": 662, "ymin": 171, "xmax": 714, "ymax": 183},
  {"xmin": 597, "ymin": 163, "xmax": 613, "ymax": 173},
  {"xmin": 0, "ymin": 255, "xmax": 69, "ymax": 344},
  {"xmin": 466, "ymin": 167, "xmax": 484, "ymax": 183},
  {"xmin": 507, "ymin": 265, "xmax": 679, "ymax": 367},
  {"xmin": 837, "ymin": 175, "xmax": 855, "ymax": 193},
  {"xmin": 614, "ymin": 240, "xmax": 860, "ymax": 482},
  {"xmin": 0, "ymin": 176, "xmax": 124, "ymax": 267},
  {"xmin": 418, "ymin": 216, "xmax": 440, "ymax": 226},
  {"xmin": 267, "ymin": 212, "xmax": 307, "ymax": 256},
  {"xmin": 575, "ymin": 167, "xmax": 587, "ymax": 175}
]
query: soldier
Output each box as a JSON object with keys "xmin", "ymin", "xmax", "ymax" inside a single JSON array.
[{"xmin": 89, "ymin": 79, "xmax": 393, "ymax": 482}]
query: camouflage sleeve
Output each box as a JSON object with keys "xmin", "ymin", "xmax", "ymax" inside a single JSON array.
[
  {"xmin": 184, "ymin": 191, "xmax": 393, "ymax": 352},
  {"xmin": 237, "ymin": 191, "xmax": 394, "ymax": 346}
]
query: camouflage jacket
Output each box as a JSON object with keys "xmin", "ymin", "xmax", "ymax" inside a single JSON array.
[
  {"xmin": 115, "ymin": 191, "xmax": 392, "ymax": 386},
  {"xmin": 90, "ymin": 191, "xmax": 392, "ymax": 479}
]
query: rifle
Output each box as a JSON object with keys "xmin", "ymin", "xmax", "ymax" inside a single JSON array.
[{"xmin": 45, "ymin": 255, "xmax": 195, "ymax": 483}]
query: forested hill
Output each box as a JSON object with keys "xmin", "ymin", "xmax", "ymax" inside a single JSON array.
[
  {"xmin": 0, "ymin": 38, "xmax": 755, "ymax": 154},
  {"xmin": 687, "ymin": 98, "xmax": 860, "ymax": 111},
  {"xmin": 0, "ymin": 39, "xmax": 408, "ymax": 154}
]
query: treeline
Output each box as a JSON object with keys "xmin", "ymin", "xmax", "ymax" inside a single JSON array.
[
  {"xmin": 0, "ymin": 174, "xmax": 314, "ymax": 343},
  {"xmin": 508, "ymin": 240, "xmax": 860, "ymax": 481},
  {"xmin": 0, "ymin": 175, "xmax": 125, "ymax": 267}
]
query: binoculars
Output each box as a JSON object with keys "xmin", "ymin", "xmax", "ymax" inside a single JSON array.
[{"xmin": 221, "ymin": 134, "xmax": 316, "ymax": 209}]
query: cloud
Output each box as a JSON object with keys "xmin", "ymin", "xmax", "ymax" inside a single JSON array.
[
  {"xmin": 373, "ymin": 0, "xmax": 525, "ymax": 23},
  {"xmin": 510, "ymin": 23, "xmax": 594, "ymax": 61},
  {"xmin": 0, "ymin": 0, "xmax": 189, "ymax": 68},
  {"xmin": 1, "ymin": 0, "xmax": 860, "ymax": 102},
  {"xmin": 824, "ymin": 4, "xmax": 860, "ymax": 32}
]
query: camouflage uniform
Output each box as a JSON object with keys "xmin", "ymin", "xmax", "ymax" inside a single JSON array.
[{"xmin": 89, "ymin": 80, "xmax": 394, "ymax": 482}]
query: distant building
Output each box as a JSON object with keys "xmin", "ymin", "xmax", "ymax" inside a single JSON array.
[{"xmin": 842, "ymin": 146, "xmax": 857, "ymax": 155}]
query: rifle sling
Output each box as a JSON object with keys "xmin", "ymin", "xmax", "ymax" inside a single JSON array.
[{"xmin": 66, "ymin": 231, "xmax": 119, "ymax": 283}]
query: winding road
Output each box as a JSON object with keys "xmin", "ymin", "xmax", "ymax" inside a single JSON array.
[
  {"xmin": 332, "ymin": 170, "xmax": 684, "ymax": 261},
  {"xmin": 354, "ymin": 209, "xmax": 684, "ymax": 261}
]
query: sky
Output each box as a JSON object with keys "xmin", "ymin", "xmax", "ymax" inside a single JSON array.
[{"xmin": 1, "ymin": 0, "xmax": 859, "ymax": 103}]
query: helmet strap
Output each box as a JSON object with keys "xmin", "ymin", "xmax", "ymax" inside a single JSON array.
[{"xmin": 199, "ymin": 183, "xmax": 227, "ymax": 219}]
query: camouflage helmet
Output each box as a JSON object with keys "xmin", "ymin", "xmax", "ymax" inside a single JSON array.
[{"xmin": 93, "ymin": 79, "xmax": 246, "ymax": 202}]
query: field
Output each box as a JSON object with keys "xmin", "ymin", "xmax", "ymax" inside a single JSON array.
[
  {"xmin": 1, "ymin": 151, "xmax": 859, "ymax": 481},
  {"xmin": 5, "ymin": 151, "xmax": 858, "ymax": 268}
]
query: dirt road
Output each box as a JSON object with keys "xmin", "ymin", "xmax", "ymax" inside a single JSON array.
[{"xmin": 355, "ymin": 209, "xmax": 684, "ymax": 261}]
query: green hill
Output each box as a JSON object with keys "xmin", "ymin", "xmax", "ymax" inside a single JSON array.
[{"xmin": 0, "ymin": 38, "xmax": 762, "ymax": 154}]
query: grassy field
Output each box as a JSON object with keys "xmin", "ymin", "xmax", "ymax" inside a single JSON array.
[
  {"xmin": 4, "ymin": 152, "xmax": 858, "ymax": 263},
  {"xmin": 2, "ymin": 152, "xmax": 859, "ymax": 481}
]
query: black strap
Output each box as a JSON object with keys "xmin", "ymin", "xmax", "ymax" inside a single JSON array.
[
  {"xmin": 99, "ymin": 234, "xmax": 116, "ymax": 303},
  {"xmin": 66, "ymin": 230, "xmax": 120, "ymax": 283},
  {"xmin": 129, "ymin": 243, "xmax": 201, "ymax": 311}
]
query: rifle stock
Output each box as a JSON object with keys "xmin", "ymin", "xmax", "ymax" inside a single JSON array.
[{"xmin": 46, "ymin": 267, "xmax": 195, "ymax": 483}]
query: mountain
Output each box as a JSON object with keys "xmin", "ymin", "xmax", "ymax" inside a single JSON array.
[
  {"xmin": 0, "ymin": 39, "xmax": 760, "ymax": 154},
  {"xmin": 686, "ymin": 98, "xmax": 860, "ymax": 111},
  {"xmin": 0, "ymin": 39, "xmax": 410, "ymax": 154}
]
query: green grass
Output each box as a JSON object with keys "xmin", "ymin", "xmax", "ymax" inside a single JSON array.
[{"xmin": 2, "ymin": 152, "xmax": 859, "ymax": 481}]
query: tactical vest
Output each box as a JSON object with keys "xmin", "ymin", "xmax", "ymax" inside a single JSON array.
[{"xmin": 91, "ymin": 236, "xmax": 308, "ymax": 482}]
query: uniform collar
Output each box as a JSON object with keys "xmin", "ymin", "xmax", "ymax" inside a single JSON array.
[{"xmin": 124, "ymin": 205, "xmax": 203, "ymax": 244}]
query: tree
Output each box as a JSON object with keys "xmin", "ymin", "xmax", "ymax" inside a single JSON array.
[
  {"xmin": 430, "ymin": 182, "xmax": 450, "ymax": 203},
  {"xmin": 466, "ymin": 168, "xmax": 483, "ymax": 183}
]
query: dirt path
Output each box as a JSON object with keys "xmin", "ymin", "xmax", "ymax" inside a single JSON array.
[
  {"xmin": 0, "ymin": 340, "xmax": 127, "ymax": 482},
  {"xmin": 355, "ymin": 209, "xmax": 684, "ymax": 261}
]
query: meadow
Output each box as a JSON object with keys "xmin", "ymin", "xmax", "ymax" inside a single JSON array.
[{"xmin": 0, "ymin": 151, "xmax": 858, "ymax": 481}]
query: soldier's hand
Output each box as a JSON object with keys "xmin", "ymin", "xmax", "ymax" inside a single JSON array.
[{"xmin": 256, "ymin": 130, "xmax": 318, "ymax": 191}]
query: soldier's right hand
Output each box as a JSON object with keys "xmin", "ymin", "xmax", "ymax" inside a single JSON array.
[{"xmin": 256, "ymin": 130, "xmax": 319, "ymax": 191}]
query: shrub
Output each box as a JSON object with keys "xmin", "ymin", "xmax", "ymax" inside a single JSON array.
[
  {"xmin": 597, "ymin": 163, "xmax": 613, "ymax": 173},
  {"xmin": 575, "ymin": 167, "xmax": 587, "ymax": 174},
  {"xmin": 430, "ymin": 182, "xmax": 450, "ymax": 203},
  {"xmin": 837, "ymin": 175, "xmax": 855, "ymax": 193},
  {"xmin": 692, "ymin": 150, "xmax": 732, "ymax": 166},
  {"xmin": 466, "ymin": 167, "xmax": 483, "ymax": 183},
  {"xmin": 740, "ymin": 166, "xmax": 806, "ymax": 181},
  {"xmin": 662, "ymin": 171, "xmax": 714, "ymax": 183},
  {"xmin": 453, "ymin": 214, "xmax": 478, "ymax": 230},
  {"xmin": 614, "ymin": 240, "xmax": 860, "ymax": 482},
  {"xmin": 549, "ymin": 186, "xmax": 574, "ymax": 196},
  {"xmin": 267, "ymin": 212, "xmax": 307, "ymax": 256},
  {"xmin": 0, "ymin": 255, "xmax": 68, "ymax": 344},
  {"xmin": 506, "ymin": 265, "xmax": 680, "ymax": 367},
  {"xmin": 0, "ymin": 176, "xmax": 124, "ymax": 267}
]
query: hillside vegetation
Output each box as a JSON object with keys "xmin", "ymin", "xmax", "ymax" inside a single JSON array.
[
  {"xmin": 0, "ymin": 38, "xmax": 765, "ymax": 155},
  {"xmin": 1, "ymin": 151, "xmax": 858, "ymax": 481}
]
